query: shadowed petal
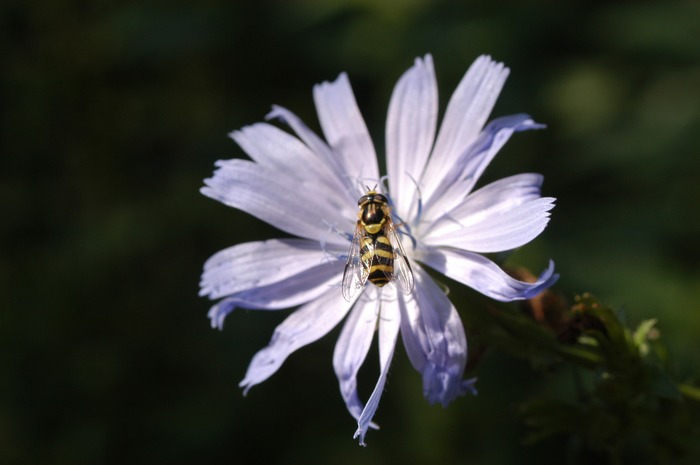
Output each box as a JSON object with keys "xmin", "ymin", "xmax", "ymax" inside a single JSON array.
[
  {"xmin": 421, "ymin": 56, "xmax": 509, "ymax": 203},
  {"xmin": 398, "ymin": 267, "xmax": 473, "ymax": 406},
  {"xmin": 333, "ymin": 295, "xmax": 381, "ymax": 429},
  {"xmin": 201, "ymin": 159, "xmax": 349, "ymax": 245},
  {"xmin": 239, "ymin": 287, "xmax": 354, "ymax": 394},
  {"xmin": 313, "ymin": 73, "xmax": 379, "ymax": 185},
  {"xmin": 354, "ymin": 292, "xmax": 401, "ymax": 446},
  {"xmin": 418, "ymin": 247, "xmax": 558, "ymax": 301},
  {"xmin": 386, "ymin": 54, "xmax": 438, "ymax": 219},
  {"xmin": 423, "ymin": 115, "xmax": 545, "ymax": 220}
]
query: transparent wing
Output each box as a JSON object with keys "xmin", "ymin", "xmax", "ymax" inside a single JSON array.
[
  {"xmin": 386, "ymin": 222, "xmax": 415, "ymax": 296},
  {"xmin": 342, "ymin": 222, "xmax": 369, "ymax": 301}
]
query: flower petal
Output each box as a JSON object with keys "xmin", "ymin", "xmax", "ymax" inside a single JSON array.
[
  {"xmin": 423, "ymin": 115, "xmax": 545, "ymax": 221},
  {"xmin": 421, "ymin": 55, "xmax": 509, "ymax": 203},
  {"xmin": 207, "ymin": 261, "xmax": 342, "ymax": 330},
  {"xmin": 418, "ymin": 247, "xmax": 558, "ymax": 301},
  {"xmin": 424, "ymin": 195, "xmax": 555, "ymax": 253},
  {"xmin": 229, "ymin": 123, "xmax": 355, "ymax": 215},
  {"xmin": 386, "ymin": 54, "xmax": 438, "ymax": 219},
  {"xmin": 423, "ymin": 171, "xmax": 554, "ymax": 254},
  {"xmin": 313, "ymin": 73, "xmax": 379, "ymax": 186},
  {"xmin": 333, "ymin": 294, "xmax": 381, "ymax": 430},
  {"xmin": 398, "ymin": 267, "xmax": 473, "ymax": 406},
  {"xmin": 200, "ymin": 239, "xmax": 337, "ymax": 299},
  {"xmin": 266, "ymin": 105, "xmax": 360, "ymax": 201},
  {"xmin": 239, "ymin": 287, "xmax": 353, "ymax": 394},
  {"xmin": 201, "ymin": 159, "xmax": 350, "ymax": 244},
  {"xmin": 354, "ymin": 291, "xmax": 401, "ymax": 446}
]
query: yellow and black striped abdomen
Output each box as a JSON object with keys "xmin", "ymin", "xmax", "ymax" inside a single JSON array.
[{"xmin": 361, "ymin": 234, "xmax": 394, "ymax": 287}]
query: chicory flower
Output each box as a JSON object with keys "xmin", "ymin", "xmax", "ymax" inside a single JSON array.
[{"xmin": 200, "ymin": 54, "xmax": 557, "ymax": 445}]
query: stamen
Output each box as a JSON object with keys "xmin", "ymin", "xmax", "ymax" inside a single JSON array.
[
  {"xmin": 319, "ymin": 242, "xmax": 345, "ymax": 263},
  {"xmin": 322, "ymin": 219, "xmax": 353, "ymax": 242},
  {"xmin": 404, "ymin": 172, "xmax": 424, "ymax": 226}
]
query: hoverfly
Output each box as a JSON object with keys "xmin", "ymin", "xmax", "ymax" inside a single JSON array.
[{"xmin": 341, "ymin": 189, "xmax": 414, "ymax": 301}]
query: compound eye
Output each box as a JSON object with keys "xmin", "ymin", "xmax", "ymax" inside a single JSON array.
[
  {"xmin": 374, "ymin": 193, "xmax": 388, "ymax": 204},
  {"xmin": 358, "ymin": 195, "xmax": 370, "ymax": 206}
]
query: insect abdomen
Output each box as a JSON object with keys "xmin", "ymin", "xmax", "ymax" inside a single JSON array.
[{"xmin": 361, "ymin": 235, "xmax": 394, "ymax": 287}]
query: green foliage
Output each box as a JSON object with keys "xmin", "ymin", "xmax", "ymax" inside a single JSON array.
[{"xmin": 472, "ymin": 292, "xmax": 700, "ymax": 464}]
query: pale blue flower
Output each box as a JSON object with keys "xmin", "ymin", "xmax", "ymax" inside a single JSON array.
[{"xmin": 200, "ymin": 55, "xmax": 558, "ymax": 445}]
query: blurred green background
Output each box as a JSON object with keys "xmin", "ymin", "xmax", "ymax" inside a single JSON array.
[{"xmin": 3, "ymin": 0, "xmax": 700, "ymax": 463}]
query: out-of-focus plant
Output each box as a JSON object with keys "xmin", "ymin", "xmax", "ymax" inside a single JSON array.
[{"xmin": 464, "ymin": 284, "xmax": 700, "ymax": 464}]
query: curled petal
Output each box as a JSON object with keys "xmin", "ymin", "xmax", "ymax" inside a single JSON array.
[
  {"xmin": 398, "ymin": 267, "xmax": 471, "ymax": 406},
  {"xmin": 201, "ymin": 159, "xmax": 349, "ymax": 245},
  {"xmin": 354, "ymin": 292, "xmax": 401, "ymax": 446},
  {"xmin": 424, "ymin": 115, "xmax": 545, "ymax": 220},
  {"xmin": 418, "ymin": 247, "xmax": 558, "ymax": 301},
  {"xmin": 386, "ymin": 54, "xmax": 438, "ymax": 219},
  {"xmin": 457, "ymin": 115, "xmax": 545, "ymax": 194},
  {"xmin": 313, "ymin": 73, "xmax": 379, "ymax": 186},
  {"xmin": 239, "ymin": 287, "xmax": 353, "ymax": 394},
  {"xmin": 333, "ymin": 295, "xmax": 381, "ymax": 429}
]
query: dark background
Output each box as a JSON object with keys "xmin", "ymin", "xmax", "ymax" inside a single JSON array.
[{"xmin": 3, "ymin": 0, "xmax": 699, "ymax": 464}]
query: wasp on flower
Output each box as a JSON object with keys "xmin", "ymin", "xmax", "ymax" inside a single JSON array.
[{"xmin": 200, "ymin": 54, "xmax": 558, "ymax": 445}]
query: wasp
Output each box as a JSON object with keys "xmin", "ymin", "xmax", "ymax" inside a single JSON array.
[{"xmin": 342, "ymin": 189, "xmax": 414, "ymax": 301}]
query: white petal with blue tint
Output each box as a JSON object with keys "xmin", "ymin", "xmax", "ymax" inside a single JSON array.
[
  {"xmin": 202, "ymin": 159, "xmax": 349, "ymax": 245},
  {"xmin": 313, "ymin": 73, "xmax": 379, "ymax": 185},
  {"xmin": 230, "ymin": 123, "xmax": 355, "ymax": 215},
  {"xmin": 207, "ymin": 261, "xmax": 342, "ymax": 330},
  {"xmin": 423, "ymin": 171, "xmax": 554, "ymax": 254},
  {"xmin": 398, "ymin": 268, "xmax": 470, "ymax": 406},
  {"xmin": 456, "ymin": 116, "xmax": 545, "ymax": 194},
  {"xmin": 421, "ymin": 56, "xmax": 509, "ymax": 204},
  {"xmin": 425, "ymin": 196, "xmax": 555, "ymax": 253},
  {"xmin": 200, "ymin": 239, "xmax": 337, "ymax": 299},
  {"xmin": 333, "ymin": 295, "xmax": 381, "ymax": 429},
  {"xmin": 453, "ymin": 173, "xmax": 545, "ymax": 219},
  {"xmin": 354, "ymin": 293, "xmax": 401, "ymax": 446},
  {"xmin": 239, "ymin": 287, "xmax": 353, "ymax": 394},
  {"xmin": 422, "ymin": 115, "xmax": 545, "ymax": 221},
  {"xmin": 266, "ymin": 105, "xmax": 359, "ymax": 198},
  {"xmin": 418, "ymin": 247, "xmax": 558, "ymax": 301},
  {"xmin": 386, "ymin": 54, "xmax": 438, "ymax": 219}
]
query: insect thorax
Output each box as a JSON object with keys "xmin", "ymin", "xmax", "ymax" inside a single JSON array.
[{"xmin": 360, "ymin": 202, "xmax": 387, "ymax": 235}]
